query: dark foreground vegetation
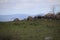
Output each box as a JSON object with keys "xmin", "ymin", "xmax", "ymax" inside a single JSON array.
[{"xmin": 0, "ymin": 12, "xmax": 60, "ymax": 40}]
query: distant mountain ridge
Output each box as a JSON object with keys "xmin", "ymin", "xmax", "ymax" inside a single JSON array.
[
  {"xmin": 0, "ymin": 13, "xmax": 45, "ymax": 22},
  {"xmin": 0, "ymin": 14, "xmax": 30, "ymax": 22}
]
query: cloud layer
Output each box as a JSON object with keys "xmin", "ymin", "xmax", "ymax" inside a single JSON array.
[{"xmin": 0, "ymin": 0, "xmax": 60, "ymax": 15}]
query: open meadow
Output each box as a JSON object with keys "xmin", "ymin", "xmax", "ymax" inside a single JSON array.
[{"xmin": 0, "ymin": 19, "xmax": 60, "ymax": 40}]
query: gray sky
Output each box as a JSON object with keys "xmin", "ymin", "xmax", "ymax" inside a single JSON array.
[{"xmin": 0, "ymin": 0, "xmax": 60, "ymax": 15}]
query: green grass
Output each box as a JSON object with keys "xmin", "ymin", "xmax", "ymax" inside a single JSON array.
[{"xmin": 0, "ymin": 19, "xmax": 60, "ymax": 40}]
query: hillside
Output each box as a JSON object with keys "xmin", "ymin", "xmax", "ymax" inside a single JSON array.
[{"xmin": 0, "ymin": 19, "xmax": 60, "ymax": 40}]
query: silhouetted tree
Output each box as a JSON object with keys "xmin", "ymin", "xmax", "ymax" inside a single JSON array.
[
  {"xmin": 27, "ymin": 16, "xmax": 33, "ymax": 21},
  {"xmin": 44, "ymin": 13, "xmax": 55, "ymax": 19},
  {"xmin": 13, "ymin": 18, "xmax": 20, "ymax": 21},
  {"xmin": 57, "ymin": 12, "xmax": 60, "ymax": 15},
  {"xmin": 55, "ymin": 12, "xmax": 60, "ymax": 20},
  {"xmin": 34, "ymin": 15, "xmax": 42, "ymax": 20},
  {"xmin": 37, "ymin": 15, "xmax": 42, "ymax": 19},
  {"xmin": 34, "ymin": 16, "xmax": 37, "ymax": 19}
]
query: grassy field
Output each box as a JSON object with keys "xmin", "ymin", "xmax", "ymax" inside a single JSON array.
[{"xmin": 0, "ymin": 19, "xmax": 60, "ymax": 40}]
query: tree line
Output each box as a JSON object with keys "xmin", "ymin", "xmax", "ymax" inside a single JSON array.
[{"xmin": 14, "ymin": 12, "xmax": 60, "ymax": 21}]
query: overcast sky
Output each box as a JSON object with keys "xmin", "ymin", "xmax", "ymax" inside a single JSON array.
[{"xmin": 0, "ymin": 0, "xmax": 60, "ymax": 15}]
